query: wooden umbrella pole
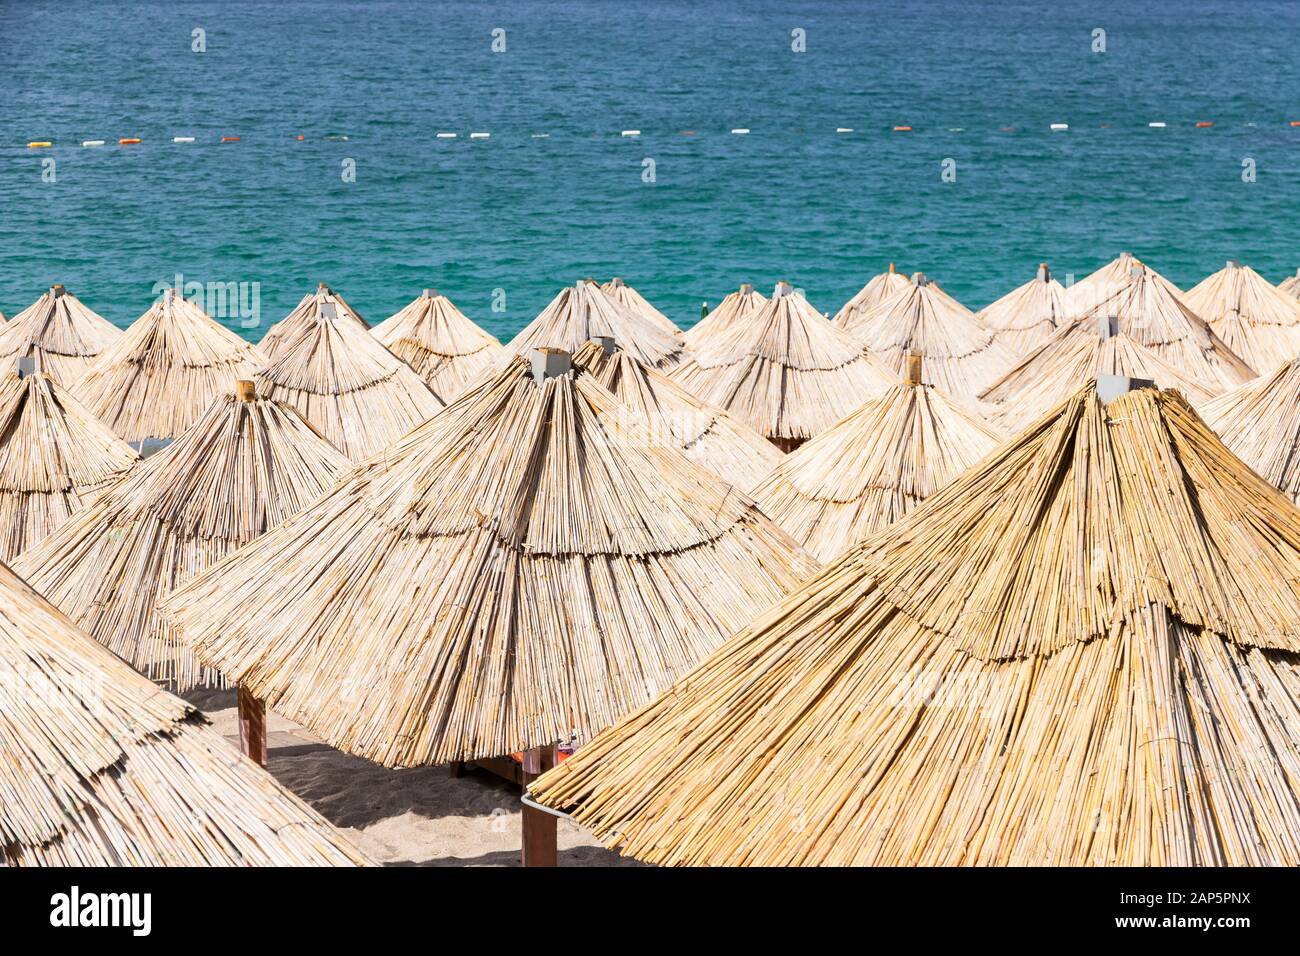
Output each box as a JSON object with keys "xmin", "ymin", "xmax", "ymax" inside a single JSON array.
[
  {"xmin": 238, "ymin": 683, "xmax": 268, "ymax": 767},
  {"xmin": 521, "ymin": 745, "xmax": 557, "ymax": 867}
]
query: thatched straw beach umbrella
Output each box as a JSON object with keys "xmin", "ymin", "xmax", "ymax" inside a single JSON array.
[
  {"xmin": 13, "ymin": 382, "xmax": 350, "ymax": 690},
  {"xmin": 1066, "ymin": 251, "xmax": 1169, "ymax": 312},
  {"xmin": 571, "ymin": 338, "xmax": 782, "ymax": 490},
  {"xmin": 0, "ymin": 284, "xmax": 121, "ymax": 385},
  {"xmin": 682, "ymin": 282, "xmax": 767, "ymax": 350},
  {"xmin": 978, "ymin": 314, "xmax": 1221, "ymax": 434},
  {"xmin": 70, "ymin": 290, "xmax": 265, "ymax": 446},
  {"xmin": 601, "ymin": 277, "xmax": 682, "ymax": 334},
  {"xmin": 372, "ymin": 288, "xmax": 503, "ymax": 401},
  {"xmin": 1278, "ymin": 268, "xmax": 1300, "ymax": 301},
  {"xmin": 259, "ymin": 282, "xmax": 368, "ymax": 360},
  {"xmin": 751, "ymin": 355, "xmax": 1003, "ymax": 562},
  {"xmin": 508, "ymin": 280, "xmax": 687, "ymax": 371},
  {"xmin": 1202, "ymin": 356, "xmax": 1300, "ymax": 504},
  {"xmin": 829, "ymin": 263, "xmax": 911, "ymax": 333},
  {"xmin": 0, "ymin": 560, "xmax": 369, "ymax": 865},
  {"xmin": 0, "ymin": 368, "xmax": 138, "ymax": 561},
  {"xmin": 1079, "ymin": 261, "xmax": 1255, "ymax": 388},
  {"xmin": 976, "ymin": 263, "xmax": 1071, "ymax": 356},
  {"xmin": 1184, "ymin": 259, "xmax": 1300, "ymax": 375},
  {"xmin": 253, "ymin": 299, "xmax": 444, "ymax": 459},
  {"xmin": 832, "ymin": 272, "xmax": 1015, "ymax": 402},
  {"xmin": 670, "ymin": 281, "xmax": 898, "ymax": 452},
  {"xmin": 160, "ymin": 348, "xmax": 817, "ymax": 771},
  {"xmin": 530, "ymin": 379, "xmax": 1300, "ymax": 866}
]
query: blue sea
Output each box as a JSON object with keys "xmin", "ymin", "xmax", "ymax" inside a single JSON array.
[{"xmin": 2, "ymin": 0, "xmax": 1299, "ymax": 341}]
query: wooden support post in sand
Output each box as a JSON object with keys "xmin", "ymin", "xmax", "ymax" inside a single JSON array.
[
  {"xmin": 521, "ymin": 745, "xmax": 557, "ymax": 867},
  {"xmin": 238, "ymin": 683, "xmax": 268, "ymax": 767}
]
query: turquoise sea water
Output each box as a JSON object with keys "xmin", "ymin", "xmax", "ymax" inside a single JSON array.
[{"xmin": 2, "ymin": 0, "xmax": 1299, "ymax": 342}]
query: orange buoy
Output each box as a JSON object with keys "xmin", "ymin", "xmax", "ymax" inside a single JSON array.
[
  {"xmin": 220, "ymin": 136, "xmax": 241, "ymax": 142},
  {"xmin": 892, "ymin": 125, "xmax": 913, "ymax": 132},
  {"xmin": 119, "ymin": 137, "xmax": 141, "ymax": 145},
  {"xmin": 1196, "ymin": 121, "xmax": 1214, "ymax": 128},
  {"xmin": 296, "ymin": 134, "xmax": 305, "ymax": 140},
  {"xmin": 1291, "ymin": 121, "xmax": 1300, "ymax": 128}
]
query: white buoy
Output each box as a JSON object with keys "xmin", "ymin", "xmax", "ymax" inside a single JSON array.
[
  {"xmin": 469, "ymin": 132, "xmax": 490, "ymax": 139},
  {"xmin": 1050, "ymin": 123, "xmax": 1069, "ymax": 131},
  {"xmin": 81, "ymin": 140, "xmax": 105, "ymax": 147},
  {"xmin": 173, "ymin": 136, "xmax": 195, "ymax": 143},
  {"xmin": 621, "ymin": 130, "xmax": 640, "ymax": 137},
  {"xmin": 530, "ymin": 133, "xmax": 550, "ymax": 138},
  {"xmin": 1148, "ymin": 122, "xmax": 1167, "ymax": 129},
  {"xmin": 836, "ymin": 127, "xmax": 854, "ymax": 133},
  {"xmin": 436, "ymin": 132, "xmax": 458, "ymax": 139},
  {"xmin": 731, "ymin": 128, "xmax": 750, "ymax": 135}
]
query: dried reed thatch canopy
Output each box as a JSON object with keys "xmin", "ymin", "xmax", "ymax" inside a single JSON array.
[
  {"xmin": 670, "ymin": 281, "xmax": 898, "ymax": 451},
  {"xmin": 978, "ymin": 314, "xmax": 1221, "ymax": 434},
  {"xmin": 1184, "ymin": 259, "xmax": 1300, "ymax": 375},
  {"xmin": 829, "ymin": 263, "xmax": 911, "ymax": 333},
  {"xmin": 253, "ymin": 299, "xmax": 444, "ymax": 459},
  {"xmin": 507, "ymin": 280, "xmax": 688, "ymax": 371},
  {"xmin": 601, "ymin": 277, "xmax": 682, "ymax": 334},
  {"xmin": 0, "ymin": 560, "xmax": 368, "ymax": 865},
  {"xmin": 0, "ymin": 370, "xmax": 138, "ymax": 561},
  {"xmin": 975, "ymin": 263, "xmax": 1071, "ymax": 356},
  {"xmin": 70, "ymin": 290, "xmax": 265, "ymax": 444},
  {"xmin": 371, "ymin": 288, "xmax": 503, "ymax": 401},
  {"xmin": 259, "ymin": 282, "xmax": 368, "ymax": 360},
  {"xmin": 1279, "ymin": 267, "xmax": 1300, "ymax": 301},
  {"xmin": 682, "ymin": 282, "xmax": 767, "ymax": 350},
  {"xmin": 1202, "ymin": 356, "xmax": 1300, "ymax": 504},
  {"xmin": 160, "ymin": 349, "xmax": 817, "ymax": 767},
  {"xmin": 1079, "ymin": 261, "xmax": 1255, "ymax": 389},
  {"xmin": 13, "ymin": 382, "xmax": 351, "ymax": 690},
  {"xmin": 0, "ymin": 284, "xmax": 122, "ymax": 385},
  {"xmin": 1066, "ymin": 251, "xmax": 1166, "ymax": 311},
  {"xmin": 531, "ymin": 381, "xmax": 1300, "ymax": 866},
  {"xmin": 752, "ymin": 356, "xmax": 1003, "ymax": 562},
  {"xmin": 571, "ymin": 338, "xmax": 782, "ymax": 491},
  {"xmin": 832, "ymin": 272, "xmax": 1016, "ymax": 402}
]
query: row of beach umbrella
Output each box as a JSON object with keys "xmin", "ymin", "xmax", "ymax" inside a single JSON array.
[{"xmin": 3, "ymin": 251, "xmax": 1300, "ymax": 866}]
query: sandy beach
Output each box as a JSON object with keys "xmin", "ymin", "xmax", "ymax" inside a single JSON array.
[{"xmin": 187, "ymin": 690, "xmax": 636, "ymax": 867}]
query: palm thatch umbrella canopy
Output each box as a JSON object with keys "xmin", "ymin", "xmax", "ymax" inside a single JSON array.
[
  {"xmin": 507, "ymin": 280, "xmax": 688, "ymax": 371},
  {"xmin": 1066, "ymin": 251, "xmax": 1175, "ymax": 312},
  {"xmin": 1202, "ymin": 356, "xmax": 1300, "ymax": 504},
  {"xmin": 371, "ymin": 288, "xmax": 503, "ymax": 401},
  {"xmin": 253, "ymin": 299, "xmax": 444, "ymax": 460},
  {"xmin": 979, "ymin": 314, "xmax": 1221, "ymax": 434},
  {"xmin": 259, "ymin": 282, "xmax": 368, "ymax": 360},
  {"xmin": 752, "ymin": 357, "xmax": 1003, "ymax": 562},
  {"xmin": 1184, "ymin": 259, "xmax": 1300, "ymax": 375},
  {"xmin": 976, "ymin": 263, "xmax": 1071, "ymax": 356},
  {"xmin": 0, "ymin": 284, "xmax": 121, "ymax": 385},
  {"xmin": 70, "ymin": 290, "xmax": 265, "ymax": 445},
  {"xmin": 1079, "ymin": 261, "xmax": 1255, "ymax": 388},
  {"xmin": 829, "ymin": 263, "xmax": 911, "ymax": 333},
  {"xmin": 531, "ymin": 381, "xmax": 1300, "ymax": 866},
  {"xmin": 13, "ymin": 383, "xmax": 350, "ymax": 690},
  {"xmin": 682, "ymin": 282, "xmax": 767, "ymax": 350},
  {"xmin": 600, "ymin": 277, "xmax": 682, "ymax": 334},
  {"xmin": 160, "ymin": 349, "xmax": 818, "ymax": 767},
  {"xmin": 0, "ymin": 371, "xmax": 138, "ymax": 561},
  {"xmin": 831, "ymin": 272, "xmax": 1016, "ymax": 402},
  {"xmin": 571, "ymin": 338, "xmax": 781, "ymax": 490},
  {"xmin": 0, "ymin": 559, "xmax": 369, "ymax": 866},
  {"xmin": 1278, "ymin": 267, "xmax": 1300, "ymax": 301},
  {"xmin": 670, "ymin": 282, "xmax": 898, "ymax": 452}
]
